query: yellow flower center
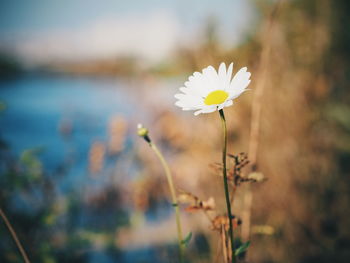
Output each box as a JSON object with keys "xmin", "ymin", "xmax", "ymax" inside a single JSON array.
[{"xmin": 204, "ymin": 90, "xmax": 229, "ymax": 105}]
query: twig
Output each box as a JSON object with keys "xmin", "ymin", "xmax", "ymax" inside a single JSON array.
[
  {"xmin": 221, "ymin": 224, "xmax": 229, "ymax": 263},
  {"xmin": 214, "ymin": 234, "xmax": 222, "ymax": 263},
  {"xmin": 0, "ymin": 208, "xmax": 31, "ymax": 263}
]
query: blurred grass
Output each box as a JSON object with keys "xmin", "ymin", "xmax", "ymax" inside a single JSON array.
[{"xmin": 138, "ymin": 1, "xmax": 350, "ymax": 262}]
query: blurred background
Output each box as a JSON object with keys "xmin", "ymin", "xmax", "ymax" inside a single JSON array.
[{"xmin": 1, "ymin": 0, "xmax": 350, "ymax": 262}]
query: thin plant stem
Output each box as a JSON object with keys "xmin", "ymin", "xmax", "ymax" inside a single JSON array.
[
  {"xmin": 149, "ymin": 142, "xmax": 185, "ymax": 262},
  {"xmin": 221, "ymin": 224, "xmax": 229, "ymax": 263},
  {"xmin": 0, "ymin": 208, "xmax": 31, "ymax": 263},
  {"xmin": 243, "ymin": 0, "xmax": 283, "ymax": 244},
  {"xmin": 214, "ymin": 232, "xmax": 223, "ymax": 263},
  {"xmin": 219, "ymin": 109, "xmax": 235, "ymax": 263}
]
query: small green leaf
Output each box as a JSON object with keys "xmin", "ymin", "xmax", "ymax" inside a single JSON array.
[
  {"xmin": 235, "ymin": 241, "xmax": 251, "ymax": 256},
  {"xmin": 181, "ymin": 232, "xmax": 192, "ymax": 247}
]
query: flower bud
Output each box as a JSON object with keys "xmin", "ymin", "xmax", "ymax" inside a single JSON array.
[
  {"xmin": 137, "ymin": 124, "xmax": 151, "ymax": 143},
  {"xmin": 137, "ymin": 124, "xmax": 148, "ymax": 137}
]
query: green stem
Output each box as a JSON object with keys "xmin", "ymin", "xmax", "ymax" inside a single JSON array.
[
  {"xmin": 219, "ymin": 109, "xmax": 236, "ymax": 263},
  {"xmin": 149, "ymin": 142, "xmax": 185, "ymax": 262}
]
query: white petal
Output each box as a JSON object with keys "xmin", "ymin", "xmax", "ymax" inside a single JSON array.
[
  {"xmin": 193, "ymin": 105, "xmax": 216, "ymax": 115},
  {"xmin": 178, "ymin": 87, "xmax": 201, "ymax": 97},
  {"xmin": 194, "ymin": 110, "xmax": 202, "ymax": 116},
  {"xmin": 202, "ymin": 66, "xmax": 219, "ymax": 92},
  {"xmin": 175, "ymin": 93, "xmax": 204, "ymax": 109},
  {"xmin": 175, "ymin": 93, "xmax": 199, "ymax": 101},
  {"xmin": 182, "ymin": 107, "xmax": 197, "ymax": 111},
  {"xmin": 175, "ymin": 100, "xmax": 203, "ymax": 109},
  {"xmin": 202, "ymin": 105, "xmax": 217, "ymax": 113},
  {"xmin": 225, "ymin": 100, "xmax": 233, "ymax": 107},
  {"xmin": 227, "ymin": 67, "xmax": 251, "ymax": 99},
  {"xmin": 217, "ymin": 100, "xmax": 234, "ymax": 110},
  {"xmin": 185, "ymin": 72, "xmax": 210, "ymax": 96},
  {"xmin": 218, "ymin": 62, "xmax": 226, "ymax": 79},
  {"xmin": 225, "ymin": 63, "xmax": 233, "ymax": 88}
]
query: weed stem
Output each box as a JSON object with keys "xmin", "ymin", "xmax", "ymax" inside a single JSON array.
[{"xmin": 219, "ymin": 109, "xmax": 235, "ymax": 263}]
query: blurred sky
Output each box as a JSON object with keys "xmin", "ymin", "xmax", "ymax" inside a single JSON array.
[{"xmin": 0, "ymin": 0, "xmax": 253, "ymax": 64}]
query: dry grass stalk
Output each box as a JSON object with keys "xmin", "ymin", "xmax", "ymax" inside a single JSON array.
[{"xmin": 242, "ymin": 0, "xmax": 284, "ymax": 243}]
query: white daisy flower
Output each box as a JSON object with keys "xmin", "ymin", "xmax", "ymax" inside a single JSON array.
[{"xmin": 175, "ymin": 62, "xmax": 251, "ymax": 115}]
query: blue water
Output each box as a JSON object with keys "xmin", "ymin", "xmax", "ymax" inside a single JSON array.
[
  {"xmin": 0, "ymin": 75, "xmax": 137, "ymax": 187},
  {"xmin": 0, "ymin": 76, "xmax": 132, "ymax": 156},
  {"xmin": 0, "ymin": 75, "xmax": 180, "ymax": 262}
]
